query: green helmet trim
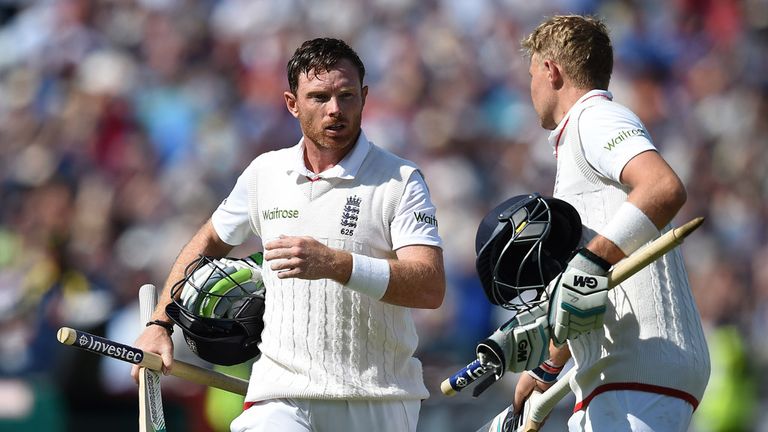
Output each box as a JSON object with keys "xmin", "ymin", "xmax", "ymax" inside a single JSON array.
[
  {"xmin": 248, "ymin": 252, "xmax": 264, "ymax": 266},
  {"xmin": 190, "ymin": 265, "xmax": 232, "ymax": 314},
  {"xmin": 199, "ymin": 268, "xmax": 254, "ymax": 318}
]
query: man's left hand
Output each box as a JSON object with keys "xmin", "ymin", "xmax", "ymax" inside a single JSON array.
[
  {"xmin": 264, "ymin": 235, "xmax": 348, "ymax": 281},
  {"xmin": 549, "ymin": 249, "xmax": 611, "ymax": 345}
]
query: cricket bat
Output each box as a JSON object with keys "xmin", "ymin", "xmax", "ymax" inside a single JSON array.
[
  {"xmin": 139, "ymin": 284, "xmax": 167, "ymax": 432},
  {"xmin": 56, "ymin": 327, "xmax": 248, "ymax": 395}
]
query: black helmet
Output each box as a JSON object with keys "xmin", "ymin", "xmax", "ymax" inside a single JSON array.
[
  {"xmin": 475, "ymin": 193, "xmax": 582, "ymax": 310},
  {"xmin": 166, "ymin": 254, "xmax": 265, "ymax": 366}
]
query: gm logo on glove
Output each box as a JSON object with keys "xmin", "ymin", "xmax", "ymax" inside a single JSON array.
[
  {"xmin": 516, "ymin": 339, "xmax": 530, "ymax": 363},
  {"xmin": 571, "ymin": 275, "xmax": 599, "ymax": 288}
]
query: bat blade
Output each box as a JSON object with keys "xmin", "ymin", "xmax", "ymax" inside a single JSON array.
[
  {"xmin": 139, "ymin": 284, "xmax": 166, "ymax": 432},
  {"xmin": 139, "ymin": 366, "xmax": 167, "ymax": 432},
  {"xmin": 474, "ymin": 404, "xmax": 517, "ymax": 432},
  {"xmin": 56, "ymin": 326, "xmax": 249, "ymax": 395}
]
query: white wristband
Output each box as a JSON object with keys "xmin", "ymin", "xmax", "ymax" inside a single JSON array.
[
  {"xmin": 347, "ymin": 253, "xmax": 390, "ymax": 300},
  {"xmin": 599, "ymin": 202, "xmax": 659, "ymax": 256}
]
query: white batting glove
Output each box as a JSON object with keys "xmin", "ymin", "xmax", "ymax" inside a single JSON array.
[
  {"xmin": 549, "ymin": 249, "xmax": 611, "ymax": 346},
  {"xmin": 482, "ymin": 302, "xmax": 551, "ymax": 373}
]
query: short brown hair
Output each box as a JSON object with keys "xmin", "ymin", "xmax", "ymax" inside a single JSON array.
[
  {"xmin": 521, "ymin": 15, "xmax": 613, "ymax": 90},
  {"xmin": 287, "ymin": 38, "xmax": 366, "ymax": 94}
]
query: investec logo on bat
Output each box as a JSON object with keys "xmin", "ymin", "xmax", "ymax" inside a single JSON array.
[
  {"xmin": 76, "ymin": 331, "xmax": 144, "ymax": 363},
  {"xmin": 454, "ymin": 359, "xmax": 486, "ymax": 388}
]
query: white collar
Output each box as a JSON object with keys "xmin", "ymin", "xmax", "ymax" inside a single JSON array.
[
  {"xmin": 288, "ymin": 131, "xmax": 371, "ymax": 180},
  {"xmin": 548, "ymin": 89, "xmax": 613, "ymax": 153}
]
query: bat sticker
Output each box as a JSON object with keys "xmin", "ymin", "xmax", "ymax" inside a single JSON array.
[{"xmin": 71, "ymin": 329, "xmax": 144, "ymax": 363}]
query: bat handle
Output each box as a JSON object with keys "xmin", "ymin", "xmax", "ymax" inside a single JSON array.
[
  {"xmin": 139, "ymin": 284, "xmax": 158, "ymax": 324},
  {"xmin": 440, "ymin": 358, "xmax": 493, "ymax": 396},
  {"xmin": 138, "ymin": 284, "xmax": 162, "ymax": 432},
  {"xmin": 522, "ymin": 368, "xmax": 575, "ymax": 431}
]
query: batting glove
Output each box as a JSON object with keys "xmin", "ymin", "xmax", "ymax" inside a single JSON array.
[
  {"xmin": 481, "ymin": 302, "xmax": 551, "ymax": 373},
  {"xmin": 549, "ymin": 249, "xmax": 610, "ymax": 346}
]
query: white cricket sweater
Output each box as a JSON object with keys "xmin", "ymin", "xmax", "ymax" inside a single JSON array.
[
  {"xmin": 551, "ymin": 91, "xmax": 710, "ymax": 408},
  {"xmin": 242, "ymin": 142, "xmax": 430, "ymax": 402}
]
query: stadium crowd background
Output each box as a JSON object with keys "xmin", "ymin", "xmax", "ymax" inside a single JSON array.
[{"xmin": 0, "ymin": 0, "xmax": 765, "ymax": 431}]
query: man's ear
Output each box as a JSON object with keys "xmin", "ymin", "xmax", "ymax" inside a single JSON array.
[
  {"xmin": 361, "ymin": 85, "xmax": 368, "ymax": 107},
  {"xmin": 284, "ymin": 91, "xmax": 299, "ymax": 118},
  {"xmin": 543, "ymin": 60, "xmax": 564, "ymax": 89}
]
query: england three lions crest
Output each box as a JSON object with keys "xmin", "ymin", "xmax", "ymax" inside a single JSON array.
[{"xmin": 340, "ymin": 195, "xmax": 361, "ymax": 236}]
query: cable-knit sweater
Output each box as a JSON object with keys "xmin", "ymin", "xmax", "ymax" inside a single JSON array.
[
  {"xmin": 552, "ymin": 93, "xmax": 710, "ymax": 407},
  {"xmin": 242, "ymin": 143, "xmax": 429, "ymax": 401}
]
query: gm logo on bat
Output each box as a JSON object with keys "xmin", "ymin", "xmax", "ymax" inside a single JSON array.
[{"xmin": 76, "ymin": 332, "xmax": 144, "ymax": 363}]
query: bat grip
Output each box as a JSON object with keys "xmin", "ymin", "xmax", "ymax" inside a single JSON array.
[
  {"xmin": 139, "ymin": 284, "xmax": 158, "ymax": 325},
  {"xmin": 440, "ymin": 358, "xmax": 493, "ymax": 396},
  {"xmin": 524, "ymin": 368, "xmax": 574, "ymax": 430}
]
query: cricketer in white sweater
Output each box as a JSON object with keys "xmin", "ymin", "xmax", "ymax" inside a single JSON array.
[
  {"xmin": 211, "ymin": 131, "xmax": 442, "ymax": 402},
  {"xmin": 551, "ymin": 89, "xmax": 710, "ymax": 410}
]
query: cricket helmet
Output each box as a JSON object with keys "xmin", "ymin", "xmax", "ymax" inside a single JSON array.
[
  {"xmin": 166, "ymin": 254, "xmax": 265, "ymax": 366},
  {"xmin": 475, "ymin": 193, "xmax": 582, "ymax": 310}
]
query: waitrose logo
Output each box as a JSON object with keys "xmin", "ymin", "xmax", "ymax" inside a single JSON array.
[
  {"xmin": 604, "ymin": 128, "xmax": 646, "ymax": 150},
  {"xmin": 262, "ymin": 207, "xmax": 300, "ymax": 220},
  {"xmin": 414, "ymin": 212, "xmax": 438, "ymax": 227}
]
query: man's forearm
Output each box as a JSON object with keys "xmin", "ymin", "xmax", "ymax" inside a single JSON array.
[
  {"xmin": 548, "ymin": 340, "xmax": 571, "ymax": 367},
  {"xmin": 384, "ymin": 251, "xmax": 445, "ymax": 309},
  {"xmin": 151, "ymin": 220, "xmax": 233, "ymax": 323},
  {"xmin": 585, "ymin": 235, "xmax": 626, "ymax": 265}
]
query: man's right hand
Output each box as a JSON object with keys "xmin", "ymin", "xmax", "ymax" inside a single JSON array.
[
  {"xmin": 130, "ymin": 323, "xmax": 175, "ymax": 383},
  {"xmin": 513, "ymin": 372, "xmax": 555, "ymax": 421}
]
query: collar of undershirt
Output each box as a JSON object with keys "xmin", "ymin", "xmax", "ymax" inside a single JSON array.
[
  {"xmin": 288, "ymin": 131, "xmax": 371, "ymax": 181},
  {"xmin": 549, "ymin": 90, "xmax": 613, "ymax": 158}
]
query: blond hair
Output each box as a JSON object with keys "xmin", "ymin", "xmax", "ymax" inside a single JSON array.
[{"xmin": 521, "ymin": 15, "xmax": 613, "ymax": 90}]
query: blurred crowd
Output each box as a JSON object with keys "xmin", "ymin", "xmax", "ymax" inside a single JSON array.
[{"xmin": 0, "ymin": 0, "xmax": 766, "ymax": 431}]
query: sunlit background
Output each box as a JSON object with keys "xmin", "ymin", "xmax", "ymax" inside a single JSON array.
[{"xmin": 1, "ymin": 0, "xmax": 766, "ymax": 431}]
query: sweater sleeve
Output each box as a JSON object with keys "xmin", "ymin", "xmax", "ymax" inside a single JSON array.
[
  {"xmin": 211, "ymin": 160, "xmax": 258, "ymax": 246},
  {"xmin": 578, "ymin": 104, "xmax": 657, "ymax": 183},
  {"xmin": 390, "ymin": 170, "xmax": 442, "ymax": 250}
]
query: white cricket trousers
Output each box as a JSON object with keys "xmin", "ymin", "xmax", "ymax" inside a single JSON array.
[
  {"xmin": 230, "ymin": 398, "xmax": 420, "ymax": 432},
  {"xmin": 568, "ymin": 390, "xmax": 693, "ymax": 431}
]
